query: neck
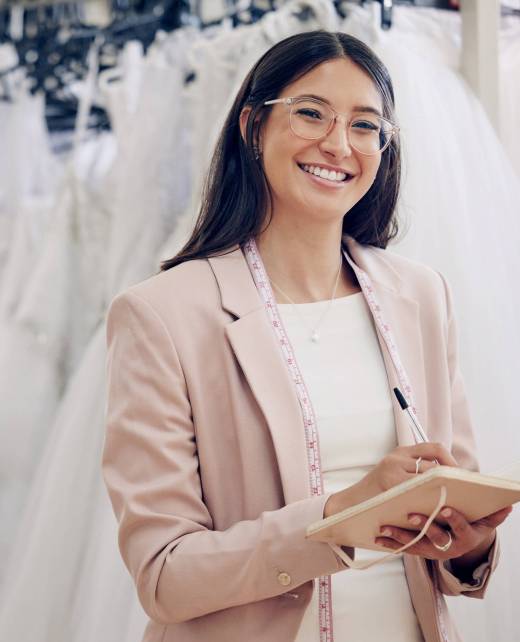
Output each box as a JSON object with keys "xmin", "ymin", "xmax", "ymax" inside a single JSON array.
[{"xmin": 255, "ymin": 221, "xmax": 360, "ymax": 303}]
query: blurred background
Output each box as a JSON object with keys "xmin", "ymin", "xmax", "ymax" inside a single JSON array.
[{"xmin": 0, "ymin": 1, "xmax": 519, "ymax": 641}]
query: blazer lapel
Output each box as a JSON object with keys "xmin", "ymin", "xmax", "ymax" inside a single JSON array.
[{"xmin": 208, "ymin": 249, "xmax": 310, "ymax": 505}]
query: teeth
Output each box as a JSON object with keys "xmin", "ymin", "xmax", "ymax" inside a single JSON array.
[{"xmin": 301, "ymin": 164, "xmax": 348, "ymax": 183}]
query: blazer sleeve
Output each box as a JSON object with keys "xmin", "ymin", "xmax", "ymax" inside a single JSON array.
[
  {"xmin": 429, "ymin": 272, "xmax": 500, "ymax": 598},
  {"xmin": 102, "ymin": 290, "xmax": 350, "ymax": 626}
]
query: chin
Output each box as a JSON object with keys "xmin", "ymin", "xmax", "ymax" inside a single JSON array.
[{"xmin": 302, "ymin": 207, "xmax": 347, "ymax": 226}]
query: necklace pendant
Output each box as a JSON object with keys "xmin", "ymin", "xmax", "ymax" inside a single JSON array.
[{"xmin": 310, "ymin": 331, "xmax": 320, "ymax": 343}]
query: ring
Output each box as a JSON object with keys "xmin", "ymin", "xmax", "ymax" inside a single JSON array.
[
  {"xmin": 432, "ymin": 530, "xmax": 453, "ymax": 552},
  {"xmin": 415, "ymin": 457, "xmax": 422, "ymax": 475}
]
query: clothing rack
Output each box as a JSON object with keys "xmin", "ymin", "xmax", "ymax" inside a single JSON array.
[
  {"xmin": 0, "ymin": 0, "xmax": 189, "ymax": 131},
  {"xmin": 0, "ymin": 0, "xmax": 509, "ymax": 133}
]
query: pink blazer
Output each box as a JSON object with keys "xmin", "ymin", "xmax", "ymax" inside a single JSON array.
[{"xmin": 103, "ymin": 236, "xmax": 498, "ymax": 642}]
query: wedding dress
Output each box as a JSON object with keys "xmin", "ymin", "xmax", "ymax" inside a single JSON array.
[
  {"xmin": 0, "ymin": 88, "xmax": 60, "ymax": 312},
  {"xmin": 0, "ymin": 42, "xmax": 118, "ymax": 578},
  {"xmin": 339, "ymin": 5, "xmax": 520, "ymax": 642},
  {"xmin": 0, "ymin": 85, "xmax": 65, "ymax": 574},
  {"xmin": 0, "ymin": 34, "xmax": 190, "ymax": 642}
]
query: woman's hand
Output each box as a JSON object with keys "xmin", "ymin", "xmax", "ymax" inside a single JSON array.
[
  {"xmin": 323, "ymin": 441, "xmax": 513, "ymax": 574},
  {"xmin": 323, "ymin": 442, "xmax": 457, "ymax": 519},
  {"xmin": 375, "ymin": 505, "xmax": 513, "ymax": 568}
]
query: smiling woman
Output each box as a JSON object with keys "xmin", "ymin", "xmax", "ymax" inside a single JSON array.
[{"xmin": 103, "ymin": 30, "xmax": 508, "ymax": 642}]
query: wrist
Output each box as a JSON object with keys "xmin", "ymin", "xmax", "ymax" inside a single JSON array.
[{"xmin": 323, "ymin": 479, "xmax": 373, "ymax": 519}]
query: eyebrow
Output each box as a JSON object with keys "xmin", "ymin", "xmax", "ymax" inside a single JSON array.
[{"xmin": 296, "ymin": 94, "xmax": 383, "ymax": 118}]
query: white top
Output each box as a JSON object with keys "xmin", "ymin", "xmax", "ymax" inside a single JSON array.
[{"xmin": 277, "ymin": 293, "xmax": 424, "ymax": 642}]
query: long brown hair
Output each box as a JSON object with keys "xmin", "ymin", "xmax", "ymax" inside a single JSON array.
[{"xmin": 161, "ymin": 30, "xmax": 401, "ymax": 272}]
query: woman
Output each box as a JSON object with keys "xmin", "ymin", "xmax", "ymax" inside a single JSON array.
[{"xmin": 102, "ymin": 31, "xmax": 511, "ymax": 642}]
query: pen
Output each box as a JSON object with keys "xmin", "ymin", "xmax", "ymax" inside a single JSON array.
[{"xmin": 393, "ymin": 387, "xmax": 429, "ymax": 443}]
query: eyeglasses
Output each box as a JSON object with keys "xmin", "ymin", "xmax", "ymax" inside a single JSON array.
[{"xmin": 263, "ymin": 96, "xmax": 399, "ymax": 156}]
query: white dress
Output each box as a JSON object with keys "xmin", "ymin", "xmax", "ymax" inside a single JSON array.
[
  {"xmin": 0, "ymin": 87, "xmax": 64, "ymax": 575},
  {"xmin": 0, "ymin": 50, "xmax": 115, "ymax": 578},
  {"xmin": 0, "ymin": 88, "xmax": 59, "ymax": 314},
  {"xmin": 340, "ymin": 6, "xmax": 520, "ymax": 641},
  {"xmin": 0, "ymin": 38, "xmax": 187, "ymax": 642},
  {"xmin": 278, "ymin": 294, "xmax": 424, "ymax": 642}
]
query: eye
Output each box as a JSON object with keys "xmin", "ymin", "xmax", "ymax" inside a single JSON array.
[
  {"xmin": 295, "ymin": 108, "xmax": 324, "ymax": 120},
  {"xmin": 351, "ymin": 119, "xmax": 380, "ymax": 132}
]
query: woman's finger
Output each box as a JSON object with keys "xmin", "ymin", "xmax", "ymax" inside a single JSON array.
[
  {"xmin": 405, "ymin": 457, "xmax": 438, "ymax": 475},
  {"xmin": 375, "ymin": 530, "xmax": 424, "ymax": 556},
  {"xmin": 375, "ymin": 526, "xmax": 443, "ymax": 558},
  {"xmin": 472, "ymin": 505, "xmax": 513, "ymax": 529},
  {"xmin": 375, "ymin": 536, "xmax": 423, "ymax": 555},
  {"xmin": 407, "ymin": 513, "xmax": 455, "ymax": 549},
  {"xmin": 404, "ymin": 442, "xmax": 458, "ymax": 467},
  {"xmin": 436, "ymin": 505, "xmax": 512, "ymax": 535},
  {"xmin": 436, "ymin": 507, "xmax": 471, "ymax": 539}
]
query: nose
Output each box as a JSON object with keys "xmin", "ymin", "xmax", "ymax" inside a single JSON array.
[{"xmin": 319, "ymin": 114, "xmax": 353, "ymax": 158}]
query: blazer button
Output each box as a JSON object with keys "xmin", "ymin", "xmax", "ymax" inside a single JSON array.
[{"xmin": 277, "ymin": 572, "xmax": 291, "ymax": 587}]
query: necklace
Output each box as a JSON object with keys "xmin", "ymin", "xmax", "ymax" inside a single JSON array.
[{"xmin": 268, "ymin": 256, "xmax": 343, "ymax": 343}]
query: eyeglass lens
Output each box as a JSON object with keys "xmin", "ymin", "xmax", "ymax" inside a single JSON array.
[{"xmin": 289, "ymin": 99, "xmax": 393, "ymax": 154}]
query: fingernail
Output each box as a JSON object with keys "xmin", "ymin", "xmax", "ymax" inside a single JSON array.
[
  {"xmin": 441, "ymin": 508, "xmax": 452, "ymax": 518},
  {"xmin": 381, "ymin": 528, "xmax": 392, "ymax": 537},
  {"xmin": 409, "ymin": 516, "xmax": 421, "ymax": 526}
]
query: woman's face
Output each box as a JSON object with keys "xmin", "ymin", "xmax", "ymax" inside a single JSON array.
[{"xmin": 253, "ymin": 58, "xmax": 384, "ymax": 229}]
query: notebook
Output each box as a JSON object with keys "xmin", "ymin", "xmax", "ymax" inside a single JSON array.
[{"xmin": 306, "ymin": 465, "xmax": 520, "ymax": 552}]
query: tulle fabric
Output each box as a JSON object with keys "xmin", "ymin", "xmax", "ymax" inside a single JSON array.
[
  {"xmin": 0, "ymin": 88, "xmax": 65, "ymax": 574},
  {"xmin": 0, "ymin": 32, "xmax": 191, "ymax": 642},
  {"xmin": 0, "ymin": 62, "xmax": 115, "ymax": 578}
]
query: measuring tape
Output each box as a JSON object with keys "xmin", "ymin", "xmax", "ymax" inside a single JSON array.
[
  {"xmin": 341, "ymin": 248, "xmax": 418, "ymax": 414},
  {"xmin": 244, "ymin": 238, "xmax": 446, "ymax": 642},
  {"xmin": 244, "ymin": 239, "xmax": 333, "ymax": 640}
]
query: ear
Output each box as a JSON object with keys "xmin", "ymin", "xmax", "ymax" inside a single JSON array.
[{"xmin": 239, "ymin": 106, "xmax": 253, "ymax": 145}]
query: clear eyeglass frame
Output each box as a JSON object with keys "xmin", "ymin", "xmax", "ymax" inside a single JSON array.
[{"xmin": 263, "ymin": 96, "xmax": 399, "ymax": 156}]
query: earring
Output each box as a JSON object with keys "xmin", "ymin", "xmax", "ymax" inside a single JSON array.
[{"xmin": 253, "ymin": 144, "xmax": 261, "ymax": 160}]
